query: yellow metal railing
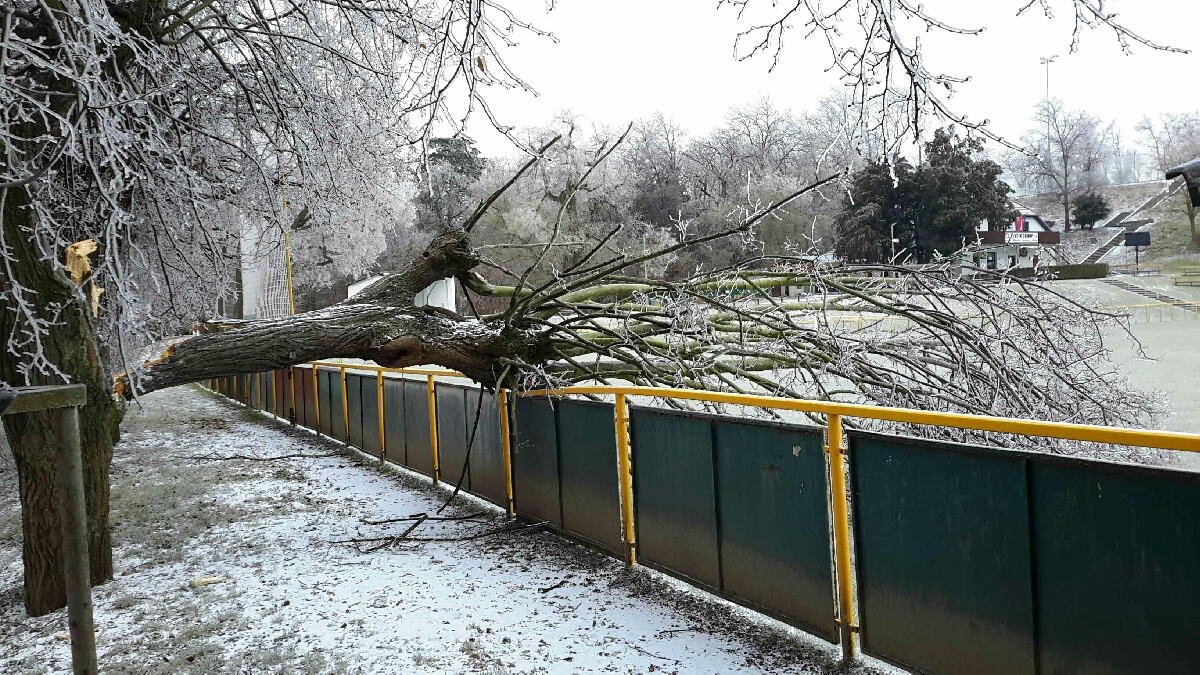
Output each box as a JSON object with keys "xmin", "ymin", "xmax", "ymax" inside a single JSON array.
[{"xmin": 218, "ymin": 364, "xmax": 1200, "ymax": 665}]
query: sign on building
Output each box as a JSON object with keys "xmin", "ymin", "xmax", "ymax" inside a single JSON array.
[{"xmin": 1004, "ymin": 232, "xmax": 1040, "ymax": 244}]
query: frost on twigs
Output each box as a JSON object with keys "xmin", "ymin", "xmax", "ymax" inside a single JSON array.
[{"xmin": 1, "ymin": 0, "xmax": 548, "ymax": 390}]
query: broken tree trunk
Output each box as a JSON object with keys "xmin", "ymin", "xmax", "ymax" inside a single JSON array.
[{"xmin": 122, "ymin": 231, "xmax": 550, "ymax": 395}]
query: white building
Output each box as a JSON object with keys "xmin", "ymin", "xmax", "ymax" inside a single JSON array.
[
  {"xmin": 347, "ymin": 276, "xmax": 456, "ymax": 313},
  {"xmin": 961, "ymin": 213, "xmax": 1060, "ymax": 276}
]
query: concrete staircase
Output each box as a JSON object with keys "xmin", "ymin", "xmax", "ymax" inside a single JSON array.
[{"xmin": 1101, "ymin": 277, "xmax": 1196, "ymax": 307}]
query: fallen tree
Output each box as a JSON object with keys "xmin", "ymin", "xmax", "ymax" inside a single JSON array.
[
  {"xmin": 129, "ymin": 153, "xmax": 1166, "ymax": 465},
  {"xmin": 1, "ymin": 0, "xmax": 1178, "ymax": 618}
]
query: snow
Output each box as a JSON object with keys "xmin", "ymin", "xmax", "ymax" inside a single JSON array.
[{"xmin": 0, "ymin": 386, "xmax": 877, "ymax": 674}]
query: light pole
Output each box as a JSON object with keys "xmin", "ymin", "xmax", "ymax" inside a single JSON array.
[
  {"xmin": 1039, "ymin": 55, "xmax": 1057, "ymax": 102},
  {"xmin": 1038, "ymin": 55, "xmax": 1057, "ymax": 194}
]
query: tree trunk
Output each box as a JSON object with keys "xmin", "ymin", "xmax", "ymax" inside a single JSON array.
[
  {"xmin": 1, "ymin": 187, "xmax": 121, "ymax": 616},
  {"xmin": 123, "ymin": 231, "xmax": 552, "ymax": 396}
]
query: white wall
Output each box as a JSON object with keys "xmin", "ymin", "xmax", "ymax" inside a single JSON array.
[{"xmin": 347, "ymin": 276, "xmax": 456, "ymax": 313}]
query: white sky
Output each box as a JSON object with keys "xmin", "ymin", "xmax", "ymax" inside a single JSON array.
[{"xmin": 469, "ymin": 1, "xmax": 1199, "ymax": 162}]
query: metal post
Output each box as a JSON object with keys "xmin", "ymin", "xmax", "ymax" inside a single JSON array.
[
  {"xmin": 340, "ymin": 367, "xmax": 349, "ymax": 442},
  {"xmin": 614, "ymin": 394, "xmax": 637, "ymax": 567},
  {"xmin": 827, "ymin": 414, "xmax": 857, "ymax": 663},
  {"xmin": 54, "ymin": 405, "xmax": 98, "ymax": 675},
  {"xmin": 312, "ymin": 365, "xmax": 321, "ymax": 437},
  {"xmin": 376, "ymin": 371, "xmax": 385, "ymax": 461},
  {"xmin": 256, "ymin": 372, "xmax": 262, "ymax": 411},
  {"xmin": 427, "ymin": 375, "xmax": 440, "ymax": 483},
  {"xmin": 498, "ymin": 389, "xmax": 515, "ymax": 516}
]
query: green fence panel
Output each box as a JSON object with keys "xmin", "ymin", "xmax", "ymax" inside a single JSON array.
[
  {"xmin": 346, "ymin": 374, "xmax": 364, "ymax": 448},
  {"xmin": 328, "ymin": 371, "xmax": 346, "ymax": 441},
  {"xmin": 277, "ymin": 369, "xmax": 295, "ymax": 422},
  {"xmin": 848, "ymin": 432, "xmax": 1036, "ymax": 675},
  {"xmin": 630, "ymin": 408, "xmax": 720, "ymax": 589},
  {"xmin": 715, "ymin": 419, "xmax": 837, "ymax": 643},
  {"xmin": 436, "ymin": 385, "xmax": 470, "ymax": 490},
  {"xmin": 298, "ymin": 368, "xmax": 317, "ymax": 430},
  {"xmin": 511, "ymin": 397, "xmax": 562, "ymax": 527},
  {"xmin": 262, "ymin": 372, "xmax": 275, "ymax": 415},
  {"xmin": 318, "ymin": 369, "xmax": 335, "ymax": 437},
  {"xmin": 361, "ymin": 375, "xmax": 381, "ymax": 456},
  {"xmin": 382, "ymin": 379, "xmax": 406, "ymax": 465},
  {"xmin": 403, "ymin": 379, "xmax": 433, "ymax": 476},
  {"xmin": 1031, "ymin": 459, "xmax": 1200, "ymax": 675},
  {"xmin": 249, "ymin": 373, "xmax": 261, "ymax": 410},
  {"xmin": 465, "ymin": 389, "xmax": 506, "ymax": 507},
  {"xmin": 295, "ymin": 369, "xmax": 308, "ymax": 427},
  {"xmin": 557, "ymin": 400, "xmax": 622, "ymax": 555}
]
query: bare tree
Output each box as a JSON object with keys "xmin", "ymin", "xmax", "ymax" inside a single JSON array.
[
  {"xmin": 0, "ymin": 0, "xmax": 547, "ymax": 615},
  {"xmin": 1009, "ymin": 100, "xmax": 1109, "ymax": 230},
  {"xmin": 719, "ymin": 0, "xmax": 1186, "ymax": 152},
  {"xmin": 1137, "ymin": 112, "xmax": 1200, "ymax": 173}
]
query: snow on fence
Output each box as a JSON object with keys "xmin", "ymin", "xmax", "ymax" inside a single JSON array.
[{"xmin": 206, "ymin": 366, "xmax": 1200, "ymax": 674}]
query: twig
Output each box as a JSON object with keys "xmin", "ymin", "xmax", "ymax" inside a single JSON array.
[
  {"xmin": 186, "ymin": 452, "xmax": 342, "ymax": 461},
  {"xmin": 360, "ymin": 512, "xmax": 488, "ymax": 525},
  {"xmin": 330, "ymin": 522, "xmax": 545, "ymax": 551},
  {"xmin": 538, "ymin": 579, "xmax": 568, "ymax": 593}
]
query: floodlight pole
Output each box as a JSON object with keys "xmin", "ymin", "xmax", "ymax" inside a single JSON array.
[{"xmin": 1039, "ymin": 55, "xmax": 1058, "ymax": 193}]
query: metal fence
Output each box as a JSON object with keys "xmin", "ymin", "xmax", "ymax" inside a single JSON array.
[{"xmin": 206, "ymin": 366, "xmax": 1200, "ymax": 675}]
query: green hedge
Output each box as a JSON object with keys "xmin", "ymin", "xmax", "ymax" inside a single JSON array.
[
  {"xmin": 1047, "ymin": 263, "xmax": 1109, "ymax": 280},
  {"xmin": 1006, "ymin": 263, "xmax": 1109, "ymax": 280}
]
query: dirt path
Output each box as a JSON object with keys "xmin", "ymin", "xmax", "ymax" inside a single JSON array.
[{"xmin": 0, "ymin": 386, "xmax": 875, "ymax": 674}]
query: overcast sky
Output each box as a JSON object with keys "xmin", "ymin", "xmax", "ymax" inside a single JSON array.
[{"xmin": 469, "ymin": 1, "xmax": 1198, "ymax": 161}]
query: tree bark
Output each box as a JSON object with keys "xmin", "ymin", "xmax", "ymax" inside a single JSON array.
[
  {"xmin": 1, "ymin": 187, "xmax": 122, "ymax": 616},
  {"xmin": 124, "ymin": 230, "xmax": 552, "ymax": 395}
]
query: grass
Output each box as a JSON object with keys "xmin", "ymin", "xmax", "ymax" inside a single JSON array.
[{"xmin": 1142, "ymin": 191, "xmax": 1199, "ymax": 266}]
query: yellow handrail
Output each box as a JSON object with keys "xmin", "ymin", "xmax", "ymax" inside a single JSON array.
[
  {"xmin": 525, "ymin": 385, "xmax": 1200, "ymax": 453},
  {"xmin": 306, "ymin": 360, "xmax": 466, "ymax": 378}
]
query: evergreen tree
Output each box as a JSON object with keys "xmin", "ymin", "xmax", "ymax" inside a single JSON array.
[
  {"xmin": 1072, "ymin": 192, "xmax": 1111, "ymax": 230},
  {"xmin": 834, "ymin": 128, "xmax": 1016, "ymax": 263},
  {"xmin": 415, "ymin": 137, "xmax": 485, "ymax": 231}
]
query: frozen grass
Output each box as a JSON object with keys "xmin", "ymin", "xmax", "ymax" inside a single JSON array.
[{"xmin": 0, "ymin": 386, "xmax": 880, "ymax": 674}]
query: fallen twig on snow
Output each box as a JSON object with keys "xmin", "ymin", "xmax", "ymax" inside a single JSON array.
[
  {"xmin": 331, "ymin": 522, "xmax": 545, "ymax": 553},
  {"xmin": 185, "ymin": 452, "xmax": 343, "ymax": 461},
  {"xmin": 360, "ymin": 512, "xmax": 489, "ymax": 525}
]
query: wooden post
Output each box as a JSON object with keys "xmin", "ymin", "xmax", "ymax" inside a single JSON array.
[
  {"xmin": 1, "ymin": 385, "xmax": 97, "ymax": 674},
  {"xmin": 54, "ymin": 405, "xmax": 98, "ymax": 675}
]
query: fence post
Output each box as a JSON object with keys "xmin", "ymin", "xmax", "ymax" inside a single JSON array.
[
  {"xmin": 340, "ymin": 367, "xmax": 349, "ymax": 442},
  {"xmin": 427, "ymin": 375, "xmax": 440, "ymax": 483},
  {"xmin": 498, "ymin": 389, "xmax": 515, "ymax": 516},
  {"xmin": 54, "ymin": 404, "xmax": 98, "ymax": 675},
  {"xmin": 1, "ymin": 386, "xmax": 97, "ymax": 674},
  {"xmin": 271, "ymin": 371, "xmax": 278, "ymax": 419},
  {"xmin": 614, "ymin": 393, "xmax": 637, "ymax": 567},
  {"xmin": 827, "ymin": 413, "xmax": 857, "ymax": 663},
  {"xmin": 376, "ymin": 371, "xmax": 385, "ymax": 461},
  {"xmin": 255, "ymin": 372, "xmax": 262, "ymax": 411},
  {"xmin": 312, "ymin": 366, "xmax": 321, "ymax": 437}
]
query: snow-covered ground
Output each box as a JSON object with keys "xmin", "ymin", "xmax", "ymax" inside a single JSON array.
[{"xmin": 0, "ymin": 387, "xmax": 880, "ymax": 674}]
